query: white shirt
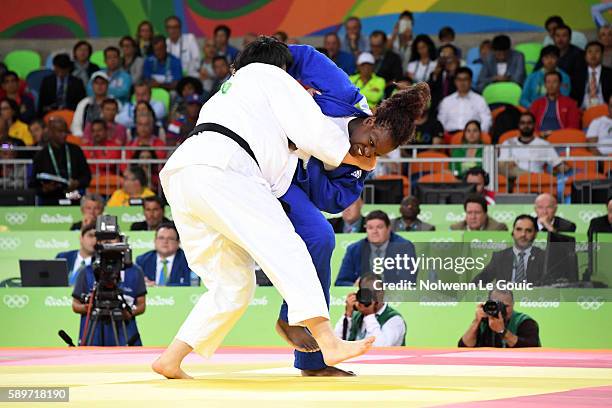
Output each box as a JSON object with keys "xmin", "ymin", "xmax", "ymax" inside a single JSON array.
[
  {"xmin": 166, "ymin": 33, "xmax": 201, "ymax": 77},
  {"xmin": 437, "ymin": 90, "xmax": 492, "ymax": 132},
  {"xmin": 406, "ymin": 60, "xmax": 436, "ymax": 83},
  {"xmin": 334, "ymin": 303, "xmax": 406, "ymax": 346},
  {"xmin": 162, "ymin": 63, "xmax": 350, "ymax": 198},
  {"xmin": 496, "ymin": 62, "xmax": 508, "ymax": 76},
  {"xmin": 156, "ymin": 253, "xmax": 175, "ymax": 285},
  {"xmin": 582, "ymin": 65, "xmax": 604, "ymax": 109},
  {"xmin": 586, "ymin": 115, "xmax": 612, "ymax": 154},
  {"xmin": 498, "ymin": 136, "xmax": 562, "ymax": 172},
  {"xmin": 70, "ymin": 96, "xmax": 95, "ymax": 136}
]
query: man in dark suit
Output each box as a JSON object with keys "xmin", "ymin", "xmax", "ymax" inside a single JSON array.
[
  {"xmin": 550, "ymin": 25, "xmax": 586, "ymax": 103},
  {"xmin": 572, "ymin": 41, "xmax": 612, "ymax": 109},
  {"xmin": 534, "ymin": 193, "xmax": 576, "ymax": 233},
  {"xmin": 135, "ymin": 223, "xmax": 196, "ymax": 286},
  {"xmin": 588, "ymin": 196, "xmax": 612, "ymax": 241},
  {"xmin": 130, "ymin": 196, "xmax": 171, "ymax": 231},
  {"xmin": 335, "ymin": 210, "xmax": 417, "ymax": 286},
  {"xmin": 472, "ymin": 215, "xmax": 546, "ymax": 285},
  {"xmin": 328, "ymin": 197, "xmax": 366, "ymax": 233},
  {"xmin": 56, "ymin": 223, "xmax": 96, "ymax": 285},
  {"xmin": 369, "ymin": 31, "xmax": 403, "ymax": 97},
  {"xmin": 475, "ymin": 34, "xmax": 526, "ymax": 93},
  {"xmin": 391, "ymin": 196, "xmax": 435, "ymax": 232},
  {"xmin": 38, "ymin": 53, "xmax": 86, "ymax": 115}
]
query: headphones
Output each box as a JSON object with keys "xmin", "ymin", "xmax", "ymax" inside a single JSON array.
[{"xmin": 463, "ymin": 168, "xmax": 489, "ymax": 185}]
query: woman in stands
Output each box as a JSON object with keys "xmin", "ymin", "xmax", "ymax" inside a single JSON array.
[
  {"xmin": 72, "ymin": 40, "xmax": 99, "ymax": 87},
  {"xmin": 0, "ymin": 98, "xmax": 33, "ymax": 145},
  {"xmin": 119, "ymin": 36, "xmax": 144, "ymax": 84},
  {"xmin": 136, "ymin": 21, "xmax": 155, "ymax": 57},
  {"xmin": 132, "ymin": 149, "xmax": 160, "ymax": 193},
  {"xmin": 107, "ymin": 165, "xmax": 155, "ymax": 207},
  {"xmin": 406, "ymin": 35, "xmax": 437, "ymax": 83},
  {"xmin": 451, "ymin": 120, "xmax": 483, "ymax": 177}
]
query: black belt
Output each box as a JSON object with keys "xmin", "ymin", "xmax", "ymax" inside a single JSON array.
[{"xmin": 187, "ymin": 122, "xmax": 260, "ymax": 169}]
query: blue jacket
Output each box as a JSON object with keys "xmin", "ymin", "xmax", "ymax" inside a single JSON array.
[
  {"xmin": 335, "ymin": 232, "xmax": 418, "ymax": 286},
  {"xmin": 143, "ymin": 54, "xmax": 183, "ymax": 83},
  {"xmin": 135, "ymin": 248, "xmax": 195, "ymax": 286},
  {"xmin": 519, "ymin": 68, "xmax": 571, "ymax": 107},
  {"xmin": 476, "ymin": 50, "xmax": 526, "ymax": 93},
  {"xmin": 56, "ymin": 249, "xmax": 82, "ymax": 285}
]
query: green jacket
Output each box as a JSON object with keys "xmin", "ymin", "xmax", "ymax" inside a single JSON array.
[
  {"xmin": 349, "ymin": 73, "xmax": 385, "ymax": 109},
  {"xmin": 348, "ymin": 304, "xmax": 406, "ymax": 346}
]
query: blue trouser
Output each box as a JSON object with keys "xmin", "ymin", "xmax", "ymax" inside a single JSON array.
[{"xmin": 278, "ymin": 183, "xmax": 335, "ymax": 370}]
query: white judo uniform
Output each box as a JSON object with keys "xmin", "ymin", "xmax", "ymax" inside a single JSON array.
[{"xmin": 160, "ymin": 63, "xmax": 351, "ymax": 357}]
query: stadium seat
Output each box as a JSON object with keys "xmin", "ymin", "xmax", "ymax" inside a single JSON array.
[
  {"xmin": 497, "ymin": 174, "xmax": 508, "ymax": 193},
  {"xmin": 25, "ymin": 69, "xmax": 52, "ymax": 96},
  {"xmin": 563, "ymin": 172, "xmax": 606, "ymax": 197},
  {"xmin": 88, "ymin": 174, "xmax": 123, "ymax": 196},
  {"xmin": 515, "ymin": 172, "xmax": 557, "ymax": 196},
  {"xmin": 547, "ymin": 129, "xmax": 586, "ymax": 144},
  {"xmin": 4, "ymin": 50, "xmax": 42, "ymax": 79},
  {"xmin": 450, "ymin": 132, "xmax": 492, "ymax": 144},
  {"xmin": 90, "ymin": 50, "xmax": 106, "ymax": 68},
  {"xmin": 417, "ymin": 172, "xmax": 459, "ymax": 183},
  {"xmin": 409, "ymin": 150, "xmax": 449, "ymax": 176},
  {"xmin": 482, "ymin": 82, "xmax": 522, "ymax": 106},
  {"xmin": 65, "ymin": 135, "xmax": 81, "ymax": 145},
  {"xmin": 560, "ymin": 148, "xmax": 597, "ymax": 173},
  {"xmin": 515, "ymin": 42, "xmax": 542, "ymax": 75},
  {"xmin": 497, "ymin": 129, "xmax": 520, "ymax": 144},
  {"xmin": 44, "ymin": 110, "xmax": 75, "ymax": 127},
  {"xmin": 376, "ymin": 175, "xmax": 410, "ymax": 197},
  {"xmin": 151, "ymin": 87, "xmax": 170, "ymax": 112},
  {"xmin": 467, "ymin": 63, "xmax": 482, "ymax": 87},
  {"xmin": 466, "ymin": 46, "xmax": 480, "ymax": 64},
  {"xmin": 582, "ymin": 104, "xmax": 608, "ymax": 129}
]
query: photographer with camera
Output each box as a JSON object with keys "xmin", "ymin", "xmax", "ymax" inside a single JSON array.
[
  {"xmin": 335, "ymin": 274, "xmax": 406, "ymax": 346},
  {"xmin": 71, "ymin": 217, "xmax": 147, "ymax": 346},
  {"xmin": 459, "ymin": 289, "xmax": 541, "ymax": 348}
]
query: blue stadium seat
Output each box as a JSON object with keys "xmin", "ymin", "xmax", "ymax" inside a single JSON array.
[{"xmin": 466, "ymin": 46, "xmax": 480, "ymax": 64}]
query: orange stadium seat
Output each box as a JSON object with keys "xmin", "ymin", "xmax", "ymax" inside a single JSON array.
[
  {"xmin": 65, "ymin": 134, "xmax": 81, "ymax": 145},
  {"xmin": 582, "ymin": 104, "xmax": 608, "ymax": 129},
  {"xmin": 417, "ymin": 172, "xmax": 459, "ymax": 183},
  {"xmin": 515, "ymin": 172, "xmax": 557, "ymax": 196},
  {"xmin": 497, "ymin": 129, "xmax": 520, "ymax": 144},
  {"xmin": 88, "ymin": 174, "xmax": 123, "ymax": 196},
  {"xmin": 409, "ymin": 150, "xmax": 449, "ymax": 175},
  {"xmin": 547, "ymin": 129, "xmax": 586, "ymax": 144},
  {"xmin": 560, "ymin": 148, "xmax": 597, "ymax": 173},
  {"xmin": 450, "ymin": 132, "xmax": 492, "ymax": 145},
  {"xmin": 44, "ymin": 109, "xmax": 75, "ymax": 127},
  {"xmin": 563, "ymin": 172, "xmax": 606, "ymax": 197},
  {"xmin": 497, "ymin": 174, "xmax": 508, "ymax": 193},
  {"xmin": 376, "ymin": 175, "xmax": 410, "ymax": 197}
]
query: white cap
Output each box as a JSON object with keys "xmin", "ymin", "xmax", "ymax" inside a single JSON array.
[
  {"xmin": 356, "ymin": 52, "xmax": 375, "ymax": 65},
  {"xmin": 90, "ymin": 71, "xmax": 110, "ymax": 82}
]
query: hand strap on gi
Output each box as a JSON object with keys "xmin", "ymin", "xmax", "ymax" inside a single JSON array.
[{"xmin": 188, "ymin": 122, "xmax": 260, "ymax": 169}]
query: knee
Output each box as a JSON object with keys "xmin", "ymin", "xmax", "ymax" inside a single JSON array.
[
  {"xmin": 310, "ymin": 222, "xmax": 335, "ymax": 255},
  {"xmin": 223, "ymin": 275, "xmax": 256, "ymax": 311}
]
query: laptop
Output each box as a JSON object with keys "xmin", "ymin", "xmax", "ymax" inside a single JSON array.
[
  {"xmin": 19, "ymin": 260, "xmax": 69, "ymax": 287},
  {"xmin": 0, "ymin": 189, "xmax": 36, "ymax": 206}
]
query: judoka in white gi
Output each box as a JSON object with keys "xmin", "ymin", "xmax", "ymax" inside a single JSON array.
[{"xmin": 153, "ymin": 37, "xmax": 376, "ymax": 379}]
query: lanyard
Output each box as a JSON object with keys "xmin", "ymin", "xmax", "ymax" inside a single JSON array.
[
  {"xmin": 48, "ymin": 144, "xmax": 71, "ymax": 180},
  {"xmin": 154, "ymin": 57, "xmax": 172, "ymax": 81}
]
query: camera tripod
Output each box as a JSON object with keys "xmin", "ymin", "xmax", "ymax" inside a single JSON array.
[{"xmin": 82, "ymin": 283, "xmax": 132, "ymax": 346}]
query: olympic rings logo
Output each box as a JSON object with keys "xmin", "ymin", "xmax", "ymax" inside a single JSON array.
[
  {"xmin": 491, "ymin": 211, "xmax": 516, "ymax": 222},
  {"xmin": 3, "ymin": 294, "xmax": 29, "ymax": 308},
  {"xmin": 0, "ymin": 237, "xmax": 21, "ymax": 250},
  {"xmin": 579, "ymin": 211, "xmax": 603, "ymax": 224},
  {"xmin": 4, "ymin": 212, "xmax": 27, "ymax": 225},
  {"xmin": 419, "ymin": 211, "xmax": 432, "ymax": 222},
  {"xmin": 576, "ymin": 296, "xmax": 605, "ymax": 311}
]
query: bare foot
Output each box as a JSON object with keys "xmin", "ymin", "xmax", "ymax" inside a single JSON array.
[
  {"xmin": 152, "ymin": 357, "xmax": 193, "ymax": 379},
  {"xmin": 275, "ymin": 319, "xmax": 320, "ymax": 353},
  {"xmin": 301, "ymin": 366, "xmax": 355, "ymax": 377},
  {"xmin": 319, "ymin": 337, "xmax": 375, "ymax": 367}
]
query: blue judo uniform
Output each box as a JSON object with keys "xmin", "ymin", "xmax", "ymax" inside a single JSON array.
[{"xmin": 278, "ymin": 45, "xmax": 370, "ymax": 370}]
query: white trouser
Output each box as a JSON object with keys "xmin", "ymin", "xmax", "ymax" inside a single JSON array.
[{"xmin": 160, "ymin": 155, "xmax": 329, "ymax": 357}]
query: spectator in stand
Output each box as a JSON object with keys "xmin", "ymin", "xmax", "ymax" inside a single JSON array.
[
  {"xmin": 534, "ymin": 193, "xmax": 576, "ymax": 233},
  {"xmin": 428, "ymin": 44, "xmax": 460, "ymax": 110},
  {"xmin": 349, "ymin": 53, "xmax": 385, "ymax": 110},
  {"xmin": 0, "ymin": 138, "xmax": 26, "ymax": 189},
  {"xmin": 520, "ymin": 45, "xmax": 571, "ymax": 108},
  {"xmin": 369, "ymin": 31, "xmax": 403, "ymax": 96},
  {"xmin": 450, "ymin": 195, "xmax": 507, "ymax": 231},
  {"xmin": 391, "ymin": 196, "xmax": 435, "ymax": 232},
  {"xmin": 323, "ymin": 32, "xmax": 356, "ymax": 76},
  {"xmin": 328, "ymin": 197, "xmax": 366, "ymax": 234},
  {"xmin": 28, "ymin": 118, "xmax": 47, "ymax": 146},
  {"xmin": 132, "ymin": 148, "xmax": 161, "ymax": 192},
  {"xmin": 412, "ymin": 106, "xmax": 444, "ymax": 145},
  {"xmin": 143, "ymin": 35, "xmax": 182, "ymax": 91},
  {"xmin": 437, "ymin": 67, "xmax": 492, "ymax": 133},
  {"xmin": 529, "ymin": 71, "xmax": 580, "ymax": 133},
  {"xmin": 406, "ymin": 35, "xmax": 437, "ymax": 83},
  {"xmin": 587, "ymin": 196, "xmax": 612, "ymax": 240},
  {"xmin": 387, "ymin": 11, "xmax": 414, "ymax": 69},
  {"xmin": 464, "ymin": 167, "xmax": 496, "ymax": 205},
  {"xmin": 82, "ymin": 119, "xmax": 121, "ymax": 175},
  {"xmin": 29, "ymin": 117, "xmax": 91, "ymax": 205},
  {"xmin": 586, "ymin": 95, "xmax": 612, "ymax": 156},
  {"xmin": 88, "ymin": 46, "xmax": 132, "ymax": 103},
  {"xmin": 128, "ymin": 113, "xmax": 166, "ymax": 159},
  {"xmin": 169, "ymin": 77, "xmax": 203, "ymax": 122},
  {"xmin": 342, "ymin": 17, "xmax": 369, "ymax": 57},
  {"xmin": 474, "ymin": 40, "xmax": 492, "ymax": 64},
  {"xmin": 574, "ymin": 41, "xmax": 612, "ymax": 110},
  {"xmin": 165, "ymin": 16, "xmax": 200, "ymax": 77},
  {"xmin": 136, "ymin": 20, "xmax": 154, "ymax": 57},
  {"xmin": 476, "ymin": 34, "xmax": 525, "ymax": 93},
  {"xmin": 56, "ymin": 223, "xmax": 97, "ymax": 285},
  {"xmin": 599, "ymin": 25, "xmax": 612, "ymax": 68},
  {"xmin": 1, "ymin": 71, "xmax": 35, "ymax": 123},
  {"xmin": 199, "ymin": 39, "xmax": 218, "ymax": 95},
  {"xmin": 70, "ymin": 193, "xmax": 105, "ymax": 231},
  {"xmin": 550, "ymin": 25, "xmax": 586, "ymax": 100},
  {"xmin": 0, "ymin": 117, "xmax": 23, "ymax": 151},
  {"xmin": 106, "ymin": 165, "xmax": 155, "ymax": 207},
  {"xmin": 39, "ymin": 53, "xmax": 85, "ymax": 115},
  {"xmin": 116, "ymin": 81, "xmax": 166, "ymax": 129},
  {"xmin": 167, "ymin": 93, "xmax": 201, "ymax": 145},
  {"xmin": 120, "ymin": 36, "xmax": 144, "ymax": 84},
  {"xmin": 214, "ymin": 24, "xmax": 240, "ymax": 63},
  {"xmin": 209, "ymin": 56, "xmax": 232, "ymax": 97},
  {"xmin": 71, "ymin": 71, "xmax": 109, "ymax": 137},
  {"xmin": 542, "ymin": 16, "xmax": 588, "ymax": 50},
  {"xmin": 130, "ymin": 195, "xmax": 171, "ymax": 231},
  {"xmin": 437, "ymin": 26, "xmax": 461, "ymax": 58},
  {"xmin": 450, "ymin": 120, "xmax": 484, "ymax": 177},
  {"xmin": 137, "ymin": 223, "xmax": 196, "ymax": 287},
  {"xmin": 0, "ymin": 98, "xmax": 32, "ymax": 145},
  {"xmin": 82, "ymin": 98, "xmax": 127, "ymax": 146},
  {"xmin": 498, "ymin": 112, "xmax": 569, "ymax": 179},
  {"xmin": 72, "ymin": 40, "xmax": 100, "ymax": 88}
]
